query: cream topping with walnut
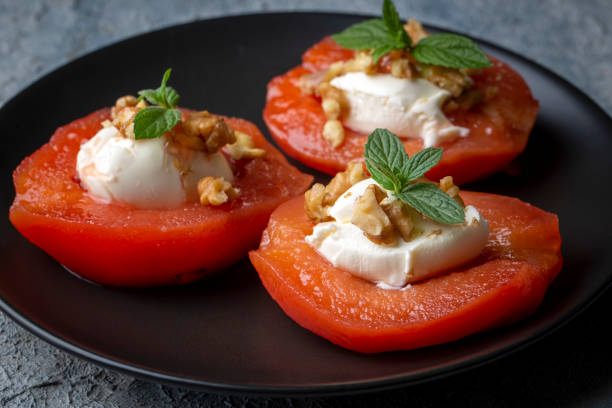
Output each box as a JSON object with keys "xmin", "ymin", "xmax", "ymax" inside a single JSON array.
[
  {"xmin": 77, "ymin": 96, "xmax": 265, "ymax": 208},
  {"xmin": 300, "ymin": 19, "xmax": 499, "ymax": 148},
  {"xmin": 304, "ymin": 169, "xmax": 489, "ymax": 287}
]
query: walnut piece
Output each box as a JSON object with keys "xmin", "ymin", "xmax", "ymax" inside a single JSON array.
[
  {"xmin": 316, "ymin": 83, "xmax": 349, "ymax": 113},
  {"xmin": 323, "ymin": 61, "xmax": 345, "ymax": 82},
  {"xmin": 323, "ymin": 161, "xmax": 366, "ymax": 206},
  {"xmin": 323, "ymin": 119, "xmax": 345, "ymax": 148},
  {"xmin": 225, "ymin": 130, "xmax": 266, "ymax": 160},
  {"xmin": 111, "ymin": 95, "xmax": 138, "ymax": 119},
  {"xmin": 299, "ymin": 70, "xmax": 326, "ymax": 95},
  {"xmin": 110, "ymin": 94, "xmax": 147, "ymax": 139},
  {"xmin": 321, "ymin": 98, "xmax": 341, "ymax": 119},
  {"xmin": 112, "ymin": 107, "xmax": 139, "ymax": 139},
  {"xmin": 197, "ymin": 176, "xmax": 239, "ymax": 206},
  {"xmin": 351, "ymin": 184, "xmax": 396, "ymax": 245},
  {"xmin": 304, "ymin": 183, "xmax": 330, "ymax": 222},
  {"xmin": 404, "ymin": 19, "xmax": 429, "ymax": 44},
  {"xmin": 390, "ymin": 58, "xmax": 413, "ymax": 79},
  {"xmin": 343, "ymin": 51, "xmax": 377, "ymax": 74},
  {"xmin": 304, "ymin": 161, "xmax": 366, "ymax": 222},
  {"xmin": 381, "ymin": 199, "xmax": 414, "ymax": 242},
  {"xmin": 424, "ymin": 65, "xmax": 473, "ymax": 98},
  {"xmin": 177, "ymin": 111, "xmax": 237, "ymax": 154},
  {"xmin": 439, "ymin": 175, "xmax": 465, "ymax": 206}
]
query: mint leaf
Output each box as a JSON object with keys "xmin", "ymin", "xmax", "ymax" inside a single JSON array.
[
  {"xmin": 332, "ymin": 19, "xmax": 390, "ymax": 50},
  {"xmin": 413, "ymin": 33, "xmax": 492, "ymax": 69},
  {"xmin": 362, "ymin": 128, "xmax": 464, "ymax": 225},
  {"xmin": 160, "ymin": 68, "xmax": 171, "ymax": 92},
  {"xmin": 138, "ymin": 89, "xmax": 162, "ymax": 106},
  {"xmin": 401, "ymin": 147, "xmax": 443, "ymax": 184},
  {"xmin": 332, "ymin": 0, "xmax": 491, "ymax": 69},
  {"xmin": 364, "ymin": 128, "xmax": 408, "ymax": 192},
  {"xmin": 133, "ymin": 69, "xmax": 182, "ymax": 140},
  {"xmin": 332, "ymin": 2, "xmax": 410, "ymax": 63},
  {"xmin": 133, "ymin": 107, "xmax": 181, "ymax": 140},
  {"xmin": 157, "ymin": 68, "xmax": 173, "ymax": 108},
  {"xmin": 382, "ymin": 0, "xmax": 411, "ymax": 48},
  {"xmin": 165, "ymin": 86, "xmax": 180, "ymax": 108},
  {"xmin": 365, "ymin": 158, "xmax": 402, "ymax": 192},
  {"xmin": 396, "ymin": 183, "xmax": 465, "ymax": 224},
  {"xmin": 137, "ymin": 69, "xmax": 180, "ymax": 109}
]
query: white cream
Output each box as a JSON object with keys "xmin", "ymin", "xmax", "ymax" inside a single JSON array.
[
  {"xmin": 330, "ymin": 72, "xmax": 469, "ymax": 147},
  {"xmin": 76, "ymin": 126, "xmax": 233, "ymax": 209},
  {"xmin": 306, "ymin": 179, "xmax": 489, "ymax": 288}
]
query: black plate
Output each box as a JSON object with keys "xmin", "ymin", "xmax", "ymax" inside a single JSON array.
[{"xmin": 1, "ymin": 13, "xmax": 612, "ymax": 397}]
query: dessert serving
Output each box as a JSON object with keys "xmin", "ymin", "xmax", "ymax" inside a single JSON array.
[
  {"xmin": 263, "ymin": 0, "xmax": 539, "ymax": 184},
  {"xmin": 250, "ymin": 129, "xmax": 562, "ymax": 353},
  {"xmin": 9, "ymin": 69, "xmax": 312, "ymax": 286}
]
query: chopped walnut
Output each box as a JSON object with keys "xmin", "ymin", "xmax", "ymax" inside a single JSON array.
[
  {"xmin": 343, "ymin": 51, "xmax": 377, "ymax": 74},
  {"xmin": 225, "ymin": 131, "xmax": 266, "ymax": 160},
  {"xmin": 404, "ymin": 19, "xmax": 429, "ymax": 44},
  {"xmin": 169, "ymin": 122, "xmax": 206, "ymax": 151},
  {"xmin": 321, "ymin": 98, "xmax": 341, "ymax": 119},
  {"xmin": 390, "ymin": 58, "xmax": 413, "ymax": 79},
  {"xmin": 323, "ymin": 161, "xmax": 366, "ymax": 206},
  {"xmin": 174, "ymin": 111, "xmax": 236, "ymax": 154},
  {"xmin": 304, "ymin": 161, "xmax": 366, "ymax": 222},
  {"xmin": 299, "ymin": 70, "xmax": 326, "ymax": 94},
  {"xmin": 322, "ymin": 119, "xmax": 345, "ymax": 148},
  {"xmin": 197, "ymin": 176, "xmax": 239, "ymax": 206},
  {"xmin": 381, "ymin": 199, "xmax": 414, "ymax": 242},
  {"xmin": 316, "ymin": 82, "xmax": 349, "ymax": 121},
  {"xmin": 351, "ymin": 184, "xmax": 396, "ymax": 245},
  {"xmin": 110, "ymin": 95, "xmax": 147, "ymax": 139},
  {"xmin": 424, "ymin": 65, "xmax": 473, "ymax": 98},
  {"xmin": 323, "ymin": 61, "xmax": 345, "ymax": 82},
  {"xmin": 439, "ymin": 175, "xmax": 465, "ymax": 206},
  {"xmin": 112, "ymin": 107, "xmax": 138, "ymax": 139},
  {"xmin": 111, "ymin": 95, "xmax": 138, "ymax": 119},
  {"xmin": 304, "ymin": 183, "xmax": 330, "ymax": 222},
  {"xmin": 315, "ymin": 83, "xmax": 346, "ymax": 105}
]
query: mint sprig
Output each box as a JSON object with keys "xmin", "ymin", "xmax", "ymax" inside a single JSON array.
[
  {"xmin": 364, "ymin": 128, "xmax": 465, "ymax": 224},
  {"xmin": 133, "ymin": 68, "xmax": 181, "ymax": 140},
  {"xmin": 332, "ymin": 0, "xmax": 409, "ymax": 63},
  {"xmin": 412, "ymin": 33, "xmax": 492, "ymax": 69},
  {"xmin": 332, "ymin": 0, "xmax": 491, "ymax": 68}
]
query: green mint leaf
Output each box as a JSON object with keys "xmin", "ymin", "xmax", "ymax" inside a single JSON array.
[
  {"xmin": 365, "ymin": 157, "xmax": 402, "ymax": 192},
  {"xmin": 382, "ymin": 0, "xmax": 411, "ymax": 48},
  {"xmin": 364, "ymin": 128, "xmax": 408, "ymax": 192},
  {"xmin": 160, "ymin": 68, "xmax": 171, "ymax": 92},
  {"xmin": 158, "ymin": 68, "xmax": 172, "ymax": 108},
  {"xmin": 138, "ymin": 89, "xmax": 162, "ymax": 106},
  {"xmin": 412, "ymin": 33, "xmax": 492, "ymax": 69},
  {"xmin": 401, "ymin": 147, "xmax": 443, "ymax": 184},
  {"xmin": 332, "ymin": 1, "xmax": 411, "ymax": 63},
  {"xmin": 332, "ymin": 19, "xmax": 391, "ymax": 50},
  {"xmin": 396, "ymin": 183, "xmax": 465, "ymax": 224},
  {"xmin": 137, "ymin": 68, "xmax": 180, "ymax": 109},
  {"xmin": 133, "ymin": 107, "xmax": 181, "ymax": 140},
  {"xmin": 165, "ymin": 86, "xmax": 180, "ymax": 108}
]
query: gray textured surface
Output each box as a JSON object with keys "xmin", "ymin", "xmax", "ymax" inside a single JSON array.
[{"xmin": 1, "ymin": 0, "xmax": 611, "ymax": 407}]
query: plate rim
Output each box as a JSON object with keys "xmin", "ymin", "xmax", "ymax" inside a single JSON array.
[{"xmin": 2, "ymin": 11, "xmax": 612, "ymax": 397}]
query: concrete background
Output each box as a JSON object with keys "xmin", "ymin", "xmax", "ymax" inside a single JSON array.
[{"xmin": 1, "ymin": 0, "xmax": 611, "ymax": 407}]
